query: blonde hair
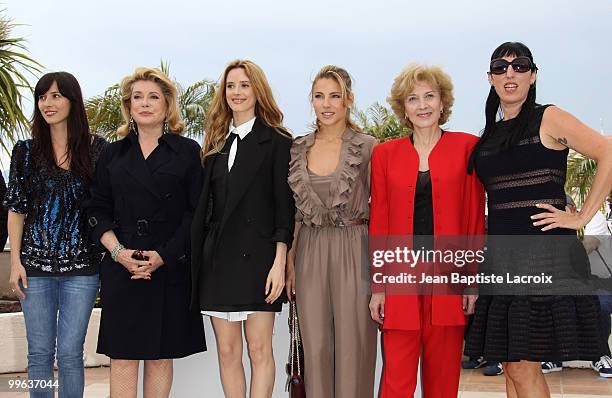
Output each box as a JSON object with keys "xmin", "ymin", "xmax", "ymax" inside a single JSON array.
[
  {"xmin": 202, "ymin": 59, "xmax": 290, "ymax": 160},
  {"xmin": 387, "ymin": 63, "xmax": 454, "ymax": 130},
  {"xmin": 117, "ymin": 67, "xmax": 184, "ymax": 137},
  {"xmin": 311, "ymin": 65, "xmax": 361, "ymax": 133}
]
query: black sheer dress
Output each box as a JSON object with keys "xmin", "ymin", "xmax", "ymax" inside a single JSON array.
[{"xmin": 465, "ymin": 104, "xmax": 603, "ymax": 362}]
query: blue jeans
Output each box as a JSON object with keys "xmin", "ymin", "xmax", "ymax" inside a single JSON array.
[
  {"xmin": 599, "ymin": 294, "xmax": 612, "ymax": 357},
  {"xmin": 19, "ymin": 274, "xmax": 99, "ymax": 398}
]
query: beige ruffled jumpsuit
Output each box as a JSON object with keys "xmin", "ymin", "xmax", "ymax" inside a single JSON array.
[{"xmin": 288, "ymin": 129, "xmax": 378, "ymax": 398}]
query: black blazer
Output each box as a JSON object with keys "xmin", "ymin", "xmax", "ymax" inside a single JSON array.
[
  {"xmin": 190, "ymin": 119, "xmax": 295, "ymax": 309},
  {"xmin": 88, "ymin": 132, "xmax": 203, "ymax": 269}
]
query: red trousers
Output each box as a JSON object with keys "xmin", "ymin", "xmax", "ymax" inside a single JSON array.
[{"xmin": 380, "ymin": 295, "xmax": 464, "ymax": 398}]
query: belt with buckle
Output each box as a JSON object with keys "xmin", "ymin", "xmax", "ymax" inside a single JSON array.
[{"xmin": 335, "ymin": 218, "xmax": 367, "ymax": 227}]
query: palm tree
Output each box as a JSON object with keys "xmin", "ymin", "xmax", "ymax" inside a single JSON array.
[
  {"xmin": 356, "ymin": 102, "xmax": 409, "ymax": 142},
  {"xmin": 86, "ymin": 61, "xmax": 215, "ymax": 141},
  {"xmin": 0, "ymin": 10, "xmax": 43, "ymax": 153},
  {"xmin": 85, "ymin": 83, "xmax": 122, "ymax": 140},
  {"xmin": 565, "ymin": 150, "xmax": 602, "ymax": 208}
]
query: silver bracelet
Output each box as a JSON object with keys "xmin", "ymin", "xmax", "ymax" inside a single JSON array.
[{"xmin": 110, "ymin": 243, "xmax": 125, "ymax": 262}]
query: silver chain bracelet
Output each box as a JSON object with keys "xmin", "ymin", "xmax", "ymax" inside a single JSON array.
[{"xmin": 110, "ymin": 243, "xmax": 125, "ymax": 262}]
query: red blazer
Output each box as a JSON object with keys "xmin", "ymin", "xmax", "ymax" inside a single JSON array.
[{"xmin": 369, "ymin": 131, "xmax": 485, "ymax": 330}]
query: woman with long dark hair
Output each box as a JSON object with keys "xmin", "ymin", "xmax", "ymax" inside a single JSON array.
[
  {"xmin": 6, "ymin": 72, "xmax": 107, "ymax": 397},
  {"xmin": 190, "ymin": 59, "xmax": 294, "ymax": 398},
  {"xmin": 465, "ymin": 42, "xmax": 612, "ymax": 398}
]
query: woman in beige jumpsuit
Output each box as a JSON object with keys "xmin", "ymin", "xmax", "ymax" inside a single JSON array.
[{"xmin": 286, "ymin": 65, "xmax": 378, "ymax": 398}]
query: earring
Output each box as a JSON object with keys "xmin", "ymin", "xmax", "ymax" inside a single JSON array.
[
  {"xmin": 163, "ymin": 119, "xmax": 169, "ymax": 134},
  {"xmin": 440, "ymin": 109, "xmax": 443, "ymax": 115},
  {"xmin": 129, "ymin": 117, "xmax": 137, "ymax": 135},
  {"xmin": 404, "ymin": 112, "xmax": 409, "ymax": 120}
]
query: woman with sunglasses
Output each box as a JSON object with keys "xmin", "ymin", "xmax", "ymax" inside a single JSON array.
[
  {"xmin": 465, "ymin": 42, "xmax": 612, "ymax": 398},
  {"xmin": 6, "ymin": 72, "xmax": 107, "ymax": 397}
]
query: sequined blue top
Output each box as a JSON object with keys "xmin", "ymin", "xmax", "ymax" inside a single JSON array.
[{"xmin": 3, "ymin": 137, "xmax": 107, "ymax": 276}]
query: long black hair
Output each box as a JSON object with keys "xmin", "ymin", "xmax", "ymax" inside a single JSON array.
[
  {"xmin": 468, "ymin": 42, "xmax": 537, "ymax": 173},
  {"xmin": 31, "ymin": 72, "xmax": 93, "ymax": 184}
]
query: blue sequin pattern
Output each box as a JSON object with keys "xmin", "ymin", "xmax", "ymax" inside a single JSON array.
[{"xmin": 3, "ymin": 137, "xmax": 107, "ymax": 273}]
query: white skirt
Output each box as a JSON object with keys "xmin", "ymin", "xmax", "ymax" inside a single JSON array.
[{"xmin": 201, "ymin": 311, "xmax": 255, "ymax": 322}]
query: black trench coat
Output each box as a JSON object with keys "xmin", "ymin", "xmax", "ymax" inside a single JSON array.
[
  {"xmin": 86, "ymin": 132, "xmax": 206, "ymax": 359},
  {"xmin": 190, "ymin": 120, "xmax": 295, "ymax": 310}
]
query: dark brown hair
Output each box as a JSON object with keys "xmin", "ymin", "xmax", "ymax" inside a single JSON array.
[{"xmin": 32, "ymin": 72, "xmax": 93, "ymax": 184}]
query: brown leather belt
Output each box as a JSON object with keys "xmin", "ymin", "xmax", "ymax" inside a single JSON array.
[{"xmin": 336, "ymin": 218, "xmax": 367, "ymax": 227}]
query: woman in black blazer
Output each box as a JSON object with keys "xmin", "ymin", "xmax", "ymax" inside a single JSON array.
[
  {"xmin": 86, "ymin": 67, "xmax": 205, "ymax": 397},
  {"xmin": 191, "ymin": 59, "xmax": 294, "ymax": 397}
]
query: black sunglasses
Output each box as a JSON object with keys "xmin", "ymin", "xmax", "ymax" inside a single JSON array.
[{"xmin": 489, "ymin": 57, "xmax": 537, "ymax": 75}]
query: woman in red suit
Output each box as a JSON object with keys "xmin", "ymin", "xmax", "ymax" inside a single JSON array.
[{"xmin": 369, "ymin": 63, "xmax": 485, "ymax": 397}]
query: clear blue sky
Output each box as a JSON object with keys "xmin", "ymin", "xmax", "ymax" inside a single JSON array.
[{"xmin": 2, "ymin": 0, "xmax": 611, "ymax": 151}]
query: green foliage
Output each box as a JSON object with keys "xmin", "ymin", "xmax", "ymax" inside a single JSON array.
[
  {"xmin": 177, "ymin": 79, "xmax": 215, "ymax": 139},
  {"xmin": 355, "ymin": 102, "xmax": 409, "ymax": 142},
  {"xmin": 85, "ymin": 83, "xmax": 122, "ymax": 140},
  {"xmin": 0, "ymin": 10, "xmax": 43, "ymax": 154},
  {"xmin": 86, "ymin": 60, "xmax": 215, "ymax": 141},
  {"xmin": 565, "ymin": 150, "xmax": 598, "ymax": 208}
]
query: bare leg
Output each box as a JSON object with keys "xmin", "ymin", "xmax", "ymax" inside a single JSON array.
[
  {"xmin": 212, "ymin": 317, "xmax": 247, "ymax": 398},
  {"xmin": 244, "ymin": 312, "xmax": 276, "ymax": 398},
  {"xmin": 502, "ymin": 363, "xmax": 518, "ymax": 398},
  {"xmin": 143, "ymin": 359, "xmax": 173, "ymax": 398},
  {"xmin": 505, "ymin": 361, "xmax": 550, "ymax": 398},
  {"xmin": 110, "ymin": 359, "xmax": 139, "ymax": 398}
]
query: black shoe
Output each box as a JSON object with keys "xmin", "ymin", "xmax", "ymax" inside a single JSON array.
[
  {"xmin": 591, "ymin": 356, "xmax": 612, "ymax": 378},
  {"xmin": 541, "ymin": 361, "xmax": 563, "ymax": 374},
  {"xmin": 483, "ymin": 362, "xmax": 503, "ymax": 376},
  {"xmin": 462, "ymin": 356, "xmax": 486, "ymax": 369}
]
